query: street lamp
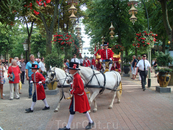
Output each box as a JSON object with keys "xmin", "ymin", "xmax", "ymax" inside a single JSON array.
[
  {"xmin": 101, "ymin": 36, "xmax": 105, "ymax": 44},
  {"xmin": 68, "ymin": 2, "xmax": 77, "ymax": 24},
  {"xmin": 128, "ymin": 0, "xmax": 138, "ymax": 25},
  {"xmin": 22, "ymin": 39, "xmax": 28, "ymax": 62},
  {"xmin": 37, "ymin": 52, "xmax": 40, "ymax": 58}
]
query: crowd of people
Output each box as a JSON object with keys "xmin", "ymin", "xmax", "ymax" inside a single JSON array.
[{"xmin": 0, "ymin": 55, "xmax": 47, "ymax": 100}]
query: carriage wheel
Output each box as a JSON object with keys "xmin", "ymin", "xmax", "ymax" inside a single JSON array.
[{"xmin": 118, "ymin": 81, "xmax": 122, "ymax": 95}]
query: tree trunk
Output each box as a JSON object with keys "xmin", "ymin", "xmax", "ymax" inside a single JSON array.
[
  {"xmin": 46, "ymin": 33, "xmax": 52, "ymax": 54},
  {"xmin": 162, "ymin": 38, "xmax": 166, "ymax": 53},
  {"xmin": 160, "ymin": 0, "xmax": 173, "ymax": 49}
]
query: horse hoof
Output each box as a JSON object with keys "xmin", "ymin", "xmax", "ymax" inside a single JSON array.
[
  {"xmin": 93, "ymin": 109, "xmax": 97, "ymax": 113},
  {"xmin": 54, "ymin": 109, "xmax": 58, "ymax": 112},
  {"xmin": 108, "ymin": 106, "xmax": 112, "ymax": 109}
]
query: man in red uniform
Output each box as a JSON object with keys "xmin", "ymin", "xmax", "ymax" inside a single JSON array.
[
  {"xmin": 58, "ymin": 62, "xmax": 94, "ymax": 130},
  {"xmin": 100, "ymin": 42, "xmax": 114, "ymax": 71},
  {"xmin": 91, "ymin": 56, "xmax": 96, "ymax": 69},
  {"xmin": 25, "ymin": 64, "xmax": 50, "ymax": 113},
  {"xmin": 83, "ymin": 57, "xmax": 91, "ymax": 67},
  {"xmin": 94, "ymin": 44, "xmax": 103, "ymax": 56}
]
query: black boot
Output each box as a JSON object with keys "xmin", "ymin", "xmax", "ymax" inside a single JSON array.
[
  {"xmin": 85, "ymin": 122, "xmax": 94, "ymax": 129},
  {"xmin": 58, "ymin": 126, "xmax": 70, "ymax": 130},
  {"xmin": 25, "ymin": 108, "xmax": 33, "ymax": 113},
  {"xmin": 42, "ymin": 106, "xmax": 50, "ymax": 110}
]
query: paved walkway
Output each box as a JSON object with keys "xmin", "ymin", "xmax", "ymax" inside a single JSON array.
[{"xmin": 0, "ymin": 70, "xmax": 173, "ymax": 130}]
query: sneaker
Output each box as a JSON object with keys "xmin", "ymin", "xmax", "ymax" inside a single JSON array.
[
  {"xmin": 85, "ymin": 122, "xmax": 94, "ymax": 129},
  {"xmin": 42, "ymin": 106, "xmax": 50, "ymax": 110},
  {"xmin": 29, "ymin": 96, "xmax": 32, "ymax": 98},
  {"xmin": 16, "ymin": 97, "xmax": 20, "ymax": 99},
  {"xmin": 3, "ymin": 93, "xmax": 5, "ymax": 96},
  {"xmin": 58, "ymin": 126, "xmax": 70, "ymax": 130},
  {"xmin": 25, "ymin": 108, "xmax": 33, "ymax": 113}
]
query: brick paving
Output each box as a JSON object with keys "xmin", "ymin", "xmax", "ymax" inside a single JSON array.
[{"xmin": 1, "ymin": 70, "xmax": 173, "ymax": 130}]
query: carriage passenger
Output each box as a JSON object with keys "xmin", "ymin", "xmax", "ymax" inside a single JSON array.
[
  {"xmin": 58, "ymin": 62, "xmax": 94, "ymax": 130},
  {"xmin": 100, "ymin": 42, "xmax": 114, "ymax": 71}
]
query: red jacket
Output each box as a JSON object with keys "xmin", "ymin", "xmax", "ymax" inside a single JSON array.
[
  {"xmin": 91, "ymin": 59, "xmax": 96, "ymax": 66},
  {"xmin": 31, "ymin": 72, "xmax": 46, "ymax": 100},
  {"xmin": 70, "ymin": 73, "xmax": 90, "ymax": 113},
  {"xmin": 94, "ymin": 49, "xmax": 103, "ymax": 56},
  {"xmin": 83, "ymin": 59, "xmax": 91, "ymax": 67},
  {"xmin": 101, "ymin": 49, "xmax": 114, "ymax": 60}
]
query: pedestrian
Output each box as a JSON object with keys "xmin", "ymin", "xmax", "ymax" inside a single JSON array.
[
  {"xmin": 131, "ymin": 55, "xmax": 138, "ymax": 80},
  {"xmin": 136, "ymin": 54, "xmax": 152, "ymax": 91},
  {"xmin": 0, "ymin": 60, "xmax": 5, "ymax": 99},
  {"xmin": 137, "ymin": 55, "xmax": 141, "ymax": 80},
  {"xmin": 58, "ymin": 62, "xmax": 94, "ymax": 130},
  {"xmin": 8, "ymin": 59, "xmax": 20, "ymax": 100},
  {"xmin": 91, "ymin": 56, "xmax": 96, "ymax": 70},
  {"xmin": 83, "ymin": 56, "xmax": 91, "ymax": 67},
  {"xmin": 39, "ymin": 57, "xmax": 47, "ymax": 89},
  {"xmin": 25, "ymin": 64, "xmax": 50, "ymax": 113},
  {"xmin": 66, "ymin": 59, "xmax": 69, "ymax": 68},
  {"xmin": 20, "ymin": 58, "xmax": 26, "ymax": 84},
  {"xmin": 153, "ymin": 58, "xmax": 158, "ymax": 77},
  {"xmin": 25, "ymin": 54, "xmax": 40, "ymax": 98},
  {"xmin": 71, "ymin": 54, "xmax": 80, "ymax": 64},
  {"xmin": 14, "ymin": 57, "xmax": 21, "ymax": 68}
]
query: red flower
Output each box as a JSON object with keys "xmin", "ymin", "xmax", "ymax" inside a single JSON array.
[
  {"xmin": 137, "ymin": 46, "xmax": 140, "ymax": 47},
  {"xmin": 144, "ymin": 31, "xmax": 146, "ymax": 33},
  {"xmin": 143, "ymin": 45, "xmax": 145, "ymax": 46},
  {"xmin": 29, "ymin": 3, "xmax": 32, "ymax": 7},
  {"xmin": 147, "ymin": 43, "xmax": 150, "ymax": 45},
  {"xmin": 142, "ymin": 41, "xmax": 145, "ymax": 43},
  {"xmin": 46, "ymin": 0, "xmax": 51, "ymax": 3},
  {"xmin": 58, "ymin": 38, "xmax": 63, "ymax": 40},
  {"xmin": 34, "ymin": 10, "xmax": 39, "ymax": 15},
  {"xmin": 43, "ymin": 2, "xmax": 46, "ymax": 7},
  {"xmin": 155, "ymin": 34, "xmax": 158, "ymax": 36}
]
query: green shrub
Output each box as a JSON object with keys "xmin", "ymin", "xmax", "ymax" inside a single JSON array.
[
  {"xmin": 45, "ymin": 53, "xmax": 63, "ymax": 71},
  {"xmin": 156, "ymin": 52, "xmax": 173, "ymax": 66}
]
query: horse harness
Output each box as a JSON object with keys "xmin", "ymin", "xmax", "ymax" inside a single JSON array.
[{"xmin": 84, "ymin": 70, "xmax": 121, "ymax": 94}]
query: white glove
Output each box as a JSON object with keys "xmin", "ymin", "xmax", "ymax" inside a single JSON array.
[
  {"xmin": 109, "ymin": 58, "xmax": 112, "ymax": 61},
  {"xmin": 100, "ymin": 59, "xmax": 102, "ymax": 62},
  {"xmin": 38, "ymin": 81, "xmax": 42, "ymax": 85},
  {"xmin": 30, "ymin": 80, "xmax": 33, "ymax": 84}
]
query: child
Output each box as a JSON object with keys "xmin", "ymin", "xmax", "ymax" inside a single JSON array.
[
  {"xmin": 58, "ymin": 62, "xmax": 94, "ymax": 130},
  {"xmin": 25, "ymin": 64, "xmax": 50, "ymax": 113}
]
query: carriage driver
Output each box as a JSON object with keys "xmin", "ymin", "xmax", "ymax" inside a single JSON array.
[
  {"xmin": 100, "ymin": 42, "xmax": 114, "ymax": 71},
  {"xmin": 58, "ymin": 62, "xmax": 94, "ymax": 130}
]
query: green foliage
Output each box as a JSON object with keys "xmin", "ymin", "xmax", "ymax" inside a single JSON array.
[
  {"xmin": 156, "ymin": 52, "xmax": 173, "ymax": 66},
  {"xmin": 45, "ymin": 53, "xmax": 63, "ymax": 71},
  {"xmin": 155, "ymin": 66, "xmax": 172, "ymax": 74},
  {"xmin": 123, "ymin": 55, "xmax": 132, "ymax": 64}
]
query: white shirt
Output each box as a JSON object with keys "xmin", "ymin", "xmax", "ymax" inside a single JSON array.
[
  {"xmin": 17, "ymin": 61, "xmax": 21, "ymax": 67},
  {"xmin": 137, "ymin": 59, "xmax": 151, "ymax": 71},
  {"xmin": 39, "ymin": 61, "xmax": 45, "ymax": 72},
  {"xmin": 71, "ymin": 58, "xmax": 80, "ymax": 64},
  {"xmin": 80, "ymin": 58, "xmax": 83, "ymax": 64}
]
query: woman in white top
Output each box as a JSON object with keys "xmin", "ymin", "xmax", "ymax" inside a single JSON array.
[{"xmin": 0, "ymin": 60, "xmax": 5, "ymax": 99}]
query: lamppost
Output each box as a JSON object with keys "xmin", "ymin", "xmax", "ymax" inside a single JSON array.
[
  {"xmin": 21, "ymin": 53, "xmax": 23, "ymax": 59},
  {"xmin": 22, "ymin": 39, "xmax": 28, "ymax": 62},
  {"xmin": 109, "ymin": 22, "xmax": 115, "ymax": 40},
  {"xmin": 37, "ymin": 52, "xmax": 40, "ymax": 58},
  {"xmin": 128, "ymin": 0, "xmax": 151, "ymax": 87},
  {"xmin": 68, "ymin": 0, "xmax": 78, "ymax": 24}
]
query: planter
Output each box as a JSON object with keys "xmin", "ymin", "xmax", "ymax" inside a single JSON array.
[
  {"xmin": 157, "ymin": 73, "xmax": 171, "ymax": 87},
  {"xmin": 47, "ymin": 81, "xmax": 57, "ymax": 90},
  {"xmin": 123, "ymin": 66, "xmax": 130, "ymax": 74}
]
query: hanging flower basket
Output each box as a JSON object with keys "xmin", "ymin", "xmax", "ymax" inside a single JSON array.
[
  {"xmin": 133, "ymin": 31, "xmax": 157, "ymax": 51},
  {"xmin": 112, "ymin": 44, "xmax": 124, "ymax": 54},
  {"xmin": 52, "ymin": 32, "xmax": 74, "ymax": 47}
]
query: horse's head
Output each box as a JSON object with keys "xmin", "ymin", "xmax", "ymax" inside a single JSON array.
[{"xmin": 45, "ymin": 67, "xmax": 56, "ymax": 84}]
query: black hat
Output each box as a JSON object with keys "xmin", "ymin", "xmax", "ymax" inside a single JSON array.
[
  {"xmin": 68, "ymin": 62, "xmax": 80, "ymax": 70},
  {"xmin": 31, "ymin": 64, "xmax": 39, "ymax": 69},
  {"xmin": 103, "ymin": 42, "xmax": 109, "ymax": 46}
]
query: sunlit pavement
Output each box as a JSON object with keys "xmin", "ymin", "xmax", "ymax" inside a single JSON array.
[{"xmin": 1, "ymin": 70, "xmax": 173, "ymax": 130}]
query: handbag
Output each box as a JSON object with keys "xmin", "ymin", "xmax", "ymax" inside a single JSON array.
[{"xmin": 8, "ymin": 66, "xmax": 15, "ymax": 82}]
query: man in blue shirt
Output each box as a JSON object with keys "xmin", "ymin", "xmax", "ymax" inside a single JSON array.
[{"xmin": 25, "ymin": 54, "xmax": 40, "ymax": 98}]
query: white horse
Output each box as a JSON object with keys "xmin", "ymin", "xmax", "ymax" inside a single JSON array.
[
  {"xmin": 45, "ymin": 67, "xmax": 72, "ymax": 112},
  {"xmin": 78, "ymin": 66, "xmax": 122, "ymax": 112}
]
